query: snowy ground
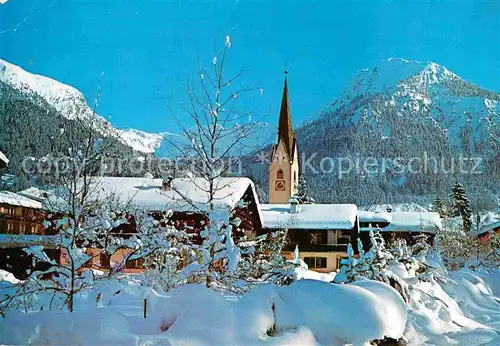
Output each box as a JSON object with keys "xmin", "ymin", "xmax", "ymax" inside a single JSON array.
[
  {"xmin": 1, "ymin": 267, "xmax": 499, "ymax": 345},
  {"xmin": 404, "ymin": 268, "xmax": 500, "ymax": 345}
]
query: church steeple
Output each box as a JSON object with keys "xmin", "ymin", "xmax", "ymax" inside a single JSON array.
[
  {"xmin": 268, "ymin": 71, "xmax": 300, "ymax": 204},
  {"xmin": 277, "ymin": 70, "xmax": 295, "ymax": 161}
]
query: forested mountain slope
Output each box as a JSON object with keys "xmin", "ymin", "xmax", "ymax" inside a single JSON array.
[{"xmin": 246, "ymin": 59, "xmax": 500, "ymax": 208}]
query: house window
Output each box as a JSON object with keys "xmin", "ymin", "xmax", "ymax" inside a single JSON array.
[
  {"xmin": 326, "ymin": 230, "xmax": 351, "ymax": 245},
  {"xmin": 294, "ymin": 171, "xmax": 297, "ymax": 182},
  {"xmin": 126, "ymin": 257, "xmax": 144, "ymax": 269},
  {"xmin": 336, "ymin": 230, "xmax": 351, "ymax": 245},
  {"xmin": 19, "ymin": 224, "xmax": 26, "ymax": 234},
  {"xmin": 336, "ymin": 256, "xmax": 348, "ymax": 269},
  {"xmin": 311, "ymin": 232, "xmax": 327, "ymax": 244},
  {"xmin": 100, "ymin": 252, "xmax": 111, "ymax": 268},
  {"xmin": 304, "ymin": 257, "xmax": 327, "ymax": 269},
  {"xmin": 7, "ymin": 223, "xmax": 14, "ymax": 233},
  {"xmin": 277, "ymin": 169, "xmax": 284, "ymax": 179}
]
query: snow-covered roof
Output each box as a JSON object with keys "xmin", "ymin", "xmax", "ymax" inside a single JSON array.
[
  {"xmin": 358, "ymin": 211, "xmax": 392, "ymax": 224},
  {"xmin": 380, "ymin": 212, "xmax": 442, "ymax": 234},
  {"xmin": 17, "ymin": 187, "xmax": 52, "ymax": 202},
  {"xmin": 479, "ymin": 220, "xmax": 500, "ymax": 236},
  {"xmin": 85, "ymin": 176, "xmax": 257, "ymax": 212},
  {"xmin": 0, "ymin": 151, "xmax": 8, "ymax": 166},
  {"xmin": 469, "ymin": 212, "xmax": 500, "ymax": 237},
  {"xmin": 0, "ymin": 191, "xmax": 42, "ymax": 209},
  {"xmin": 362, "ymin": 203, "xmax": 429, "ymax": 212},
  {"xmin": 260, "ymin": 204, "xmax": 358, "ymax": 230},
  {"xmin": 0, "ymin": 234, "xmax": 60, "ymax": 249}
]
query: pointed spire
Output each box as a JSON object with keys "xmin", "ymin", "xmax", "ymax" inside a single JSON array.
[{"xmin": 277, "ymin": 70, "xmax": 295, "ymax": 160}]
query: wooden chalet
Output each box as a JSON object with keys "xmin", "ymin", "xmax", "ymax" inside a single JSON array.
[
  {"xmin": 258, "ymin": 201, "xmax": 359, "ymax": 272},
  {"xmin": 0, "ymin": 176, "xmax": 262, "ymax": 278},
  {"xmin": 358, "ymin": 210, "xmax": 442, "ymax": 251},
  {"xmin": 0, "ymin": 191, "xmax": 58, "ymax": 278},
  {"xmin": 88, "ymin": 176, "xmax": 262, "ymax": 240},
  {"xmin": 469, "ymin": 213, "xmax": 500, "ymax": 242}
]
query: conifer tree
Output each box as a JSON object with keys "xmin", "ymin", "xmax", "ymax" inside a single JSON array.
[
  {"xmin": 449, "ymin": 183, "xmax": 472, "ymax": 232},
  {"xmin": 433, "ymin": 196, "xmax": 446, "ymax": 218},
  {"xmin": 293, "ymin": 175, "xmax": 315, "ymax": 204}
]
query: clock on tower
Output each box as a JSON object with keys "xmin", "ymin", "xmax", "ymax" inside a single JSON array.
[{"xmin": 275, "ymin": 180, "xmax": 285, "ymax": 191}]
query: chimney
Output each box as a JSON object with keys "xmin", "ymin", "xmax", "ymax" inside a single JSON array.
[
  {"xmin": 162, "ymin": 176, "xmax": 174, "ymax": 191},
  {"xmin": 289, "ymin": 197, "xmax": 299, "ymax": 214}
]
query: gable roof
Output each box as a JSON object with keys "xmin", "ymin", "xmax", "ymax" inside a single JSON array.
[
  {"xmin": 383, "ymin": 212, "xmax": 441, "ymax": 234},
  {"xmin": 260, "ymin": 203, "xmax": 358, "ymax": 230},
  {"xmin": 84, "ymin": 176, "xmax": 258, "ymax": 213},
  {"xmin": 469, "ymin": 212, "xmax": 500, "ymax": 237},
  {"xmin": 0, "ymin": 191, "xmax": 42, "ymax": 209},
  {"xmin": 358, "ymin": 211, "xmax": 392, "ymax": 224}
]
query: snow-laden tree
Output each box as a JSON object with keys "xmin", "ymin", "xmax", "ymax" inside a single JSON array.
[
  {"xmin": 449, "ymin": 182, "xmax": 472, "ymax": 232},
  {"xmin": 0, "ymin": 195, "xmax": 140, "ymax": 316},
  {"xmin": 0, "ymin": 82, "xmax": 142, "ymax": 314},
  {"xmin": 134, "ymin": 209, "xmax": 196, "ymax": 292},
  {"xmin": 242, "ymin": 229, "xmax": 298, "ymax": 287},
  {"xmin": 291, "ymin": 175, "xmax": 315, "ymax": 204},
  {"xmin": 335, "ymin": 231, "xmax": 450, "ymax": 303},
  {"xmin": 437, "ymin": 229, "xmax": 499, "ymax": 270},
  {"xmin": 433, "ymin": 196, "xmax": 446, "ymax": 218},
  {"xmin": 161, "ymin": 36, "xmax": 267, "ymax": 290},
  {"xmin": 339, "ymin": 232, "xmax": 403, "ymax": 292}
]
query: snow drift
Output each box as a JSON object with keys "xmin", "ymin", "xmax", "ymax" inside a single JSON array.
[{"xmin": 0, "ymin": 279, "xmax": 406, "ymax": 345}]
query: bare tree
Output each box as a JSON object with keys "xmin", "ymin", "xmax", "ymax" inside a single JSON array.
[
  {"xmin": 163, "ymin": 36, "xmax": 267, "ymax": 288},
  {"xmin": 166, "ymin": 36, "xmax": 266, "ymax": 202}
]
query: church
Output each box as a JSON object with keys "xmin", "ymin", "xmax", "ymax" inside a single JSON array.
[{"xmin": 258, "ymin": 72, "xmax": 359, "ymax": 272}]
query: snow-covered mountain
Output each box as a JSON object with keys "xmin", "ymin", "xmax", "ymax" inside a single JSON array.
[
  {"xmin": 281, "ymin": 58, "xmax": 500, "ymax": 204},
  {"xmin": 116, "ymin": 129, "xmax": 170, "ymax": 154},
  {"xmin": 0, "ymin": 59, "xmax": 165, "ymax": 154},
  {"xmin": 301, "ymin": 58, "xmax": 500, "ymax": 157}
]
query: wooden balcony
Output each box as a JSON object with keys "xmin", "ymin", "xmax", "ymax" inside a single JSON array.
[{"xmin": 283, "ymin": 243, "xmax": 348, "ymax": 253}]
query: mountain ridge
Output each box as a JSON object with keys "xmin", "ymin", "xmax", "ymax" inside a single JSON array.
[
  {"xmin": 0, "ymin": 59, "xmax": 165, "ymax": 154},
  {"xmin": 1, "ymin": 57, "xmax": 498, "ymax": 207},
  {"xmin": 302, "ymin": 58, "xmax": 500, "ymax": 157}
]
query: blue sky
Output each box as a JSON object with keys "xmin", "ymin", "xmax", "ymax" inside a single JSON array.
[{"xmin": 1, "ymin": 1, "xmax": 499, "ymax": 134}]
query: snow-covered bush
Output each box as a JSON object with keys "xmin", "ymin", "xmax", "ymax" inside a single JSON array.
[
  {"xmin": 335, "ymin": 231, "xmax": 449, "ymax": 303},
  {"xmin": 135, "ymin": 210, "xmax": 196, "ymax": 292},
  {"xmin": 437, "ymin": 229, "xmax": 500, "ymax": 270},
  {"xmin": 335, "ymin": 231, "xmax": 411, "ymax": 302},
  {"xmin": 243, "ymin": 230, "xmax": 297, "ymax": 286}
]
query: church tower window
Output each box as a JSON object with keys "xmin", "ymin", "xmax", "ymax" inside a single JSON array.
[{"xmin": 277, "ymin": 169, "xmax": 284, "ymax": 180}]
